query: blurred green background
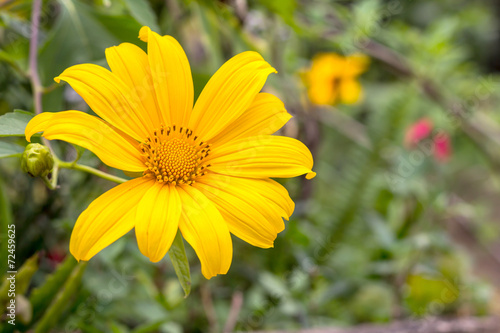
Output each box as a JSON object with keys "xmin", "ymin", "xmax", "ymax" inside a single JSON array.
[{"xmin": 1, "ymin": 0, "xmax": 500, "ymax": 332}]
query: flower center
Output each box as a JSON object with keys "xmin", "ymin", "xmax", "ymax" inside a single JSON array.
[
  {"xmin": 332, "ymin": 77, "xmax": 342, "ymax": 90},
  {"xmin": 140, "ymin": 125, "xmax": 211, "ymax": 185}
]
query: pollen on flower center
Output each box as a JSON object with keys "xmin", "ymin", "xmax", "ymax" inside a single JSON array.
[{"xmin": 140, "ymin": 125, "xmax": 211, "ymax": 185}]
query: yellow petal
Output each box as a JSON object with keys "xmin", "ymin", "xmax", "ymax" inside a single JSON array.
[
  {"xmin": 339, "ymin": 78, "xmax": 362, "ymax": 104},
  {"xmin": 25, "ymin": 111, "xmax": 146, "ymax": 172},
  {"xmin": 308, "ymin": 82, "xmax": 338, "ymax": 105},
  {"xmin": 142, "ymin": 26, "xmax": 194, "ymax": 127},
  {"xmin": 210, "ymin": 93, "xmax": 292, "ymax": 146},
  {"xmin": 70, "ymin": 177, "xmax": 153, "ymax": 261},
  {"xmin": 55, "ymin": 63, "xmax": 152, "ymax": 141},
  {"xmin": 196, "ymin": 174, "xmax": 293, "ymax": 248},
  {"xmin": 306, "ymin": 53, "xmax": 346, "ymax": 105},
  {"xmin": 135, "ymin": 183, "xmax": 181, "ymax": 262},
  {"xmin": 207, "ymin": 135, "xmax": 315, "ymax": 179},
  {"xmin": 105, "ymin": 42, "xmax": 162, "ymax": 128},
  {"xmin": 138, "ymin": 26, "xmax": 149, "ymax": 42},
  {"xmin": 343, "ymin": 53, "xmax": 370, "ymax": 77},
  {"xmin": 177, "ymin": 185, "xmax": 232, "ymax": 279},
  {"xmin": 188, "ymin": 51, "xmax": 277, "ymax": 141},
  {"xmin": 227, "ymin": 175, "xmax": 295, "ymax": 219},
  {"xmin": 309, "ymin": 53, "xmax": 345, "ymax": 79}
]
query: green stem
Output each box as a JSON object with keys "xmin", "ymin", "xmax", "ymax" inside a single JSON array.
[
  {"xmin": 41, "ymin": 174, "xmax": 56, "ymax": 190},
  {"xmin": 34, "ymin": 261, "xmax": 88, "ymax": 333},
  {"xmin": 57, "ymin": 160, "xmax": 127, "ymax": 184}
]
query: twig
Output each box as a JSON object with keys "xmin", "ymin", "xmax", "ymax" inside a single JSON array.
[
  {"xmin": 29, "ymin": 0, "xmax": 43, "ymax": 116},
  {"xmin": 317, "ymin": 106, "xmax": 372, "ymax": 150},
  {"xmin": 28, "ymin": 0, "xmax": 60, "ymax": 188},
  {"xmin": 165, "ymin": 0, "xmax": 182, "ymax": 22},
  {"xmin": 299, "ymin": 106, "xmax": 321, "ymax": 201},
  {"xmin": 233, "ymin": 0, "xmax": 248, "ymax": 24},
  {"xmin": 223, "ymin": 291, "xmax": 243, "ymax": 333},
  {"xmin": 27, "ymin": 0, "xmax": 128, "ymax": 188},
  {"xmin": 28, "ymin": 0, "xmax": 56, "ymax": 156},
  {"xmin": 363, "ymin": 40, "xmax": 413, "ymax": 78},
  {"xmin": 201, "ymin": 282, "xmax": 219, "ymax": 333},
  {"xmin": 448, "ymin": 195, "xmax": 500, "ymax": 274}
]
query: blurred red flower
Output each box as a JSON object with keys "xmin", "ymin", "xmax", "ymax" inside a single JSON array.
[
  {"xmin": 404, "ymin": 118, "xmax": 433, "ymax": 148},
  {"xmin": 404, "ymin": 118, "xmax": 452, "ymax": 163}
]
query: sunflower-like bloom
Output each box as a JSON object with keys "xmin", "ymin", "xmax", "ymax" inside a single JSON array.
[
  {"xmin": 305, "ymin": 53, "xmax": 369, "ymax": 106},
  {"xmin": 25, "ymin": 27, "xmax": 315, "ymax": 279}
]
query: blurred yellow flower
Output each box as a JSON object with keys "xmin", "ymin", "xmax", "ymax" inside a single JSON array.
[
  {"xmin": 25, "ymin": 26, "xmax": 315, "ymax": 279},
  {"xmin": 305, "ymin": 53, "xmax": 369, "ymax": 105}
]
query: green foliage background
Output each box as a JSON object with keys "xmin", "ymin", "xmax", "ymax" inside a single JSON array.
[{"xmin": 1, "ymin": 0, "xmax": 500, "ymax": 332}]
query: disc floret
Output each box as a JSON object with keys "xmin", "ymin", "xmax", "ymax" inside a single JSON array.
[{"xmin": 141, "ymin": 125, "xmax": 211, "ymax": 185}]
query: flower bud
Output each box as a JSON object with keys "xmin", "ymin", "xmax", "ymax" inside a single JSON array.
[{"xmin": 21, "ymin": 143, "xmax": 54, "ymax": 177}]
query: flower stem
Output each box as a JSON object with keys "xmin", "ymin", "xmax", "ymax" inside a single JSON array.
[
  {"xmin": 57, "ymin": 159, "xmax": 128, "ymax": 184},
  {"xmin": 42, "ymin": 166, "xmax": 59, "ymax": 190}
]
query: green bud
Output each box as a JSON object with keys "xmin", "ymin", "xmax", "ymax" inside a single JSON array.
[{"xmin": 21, "ymin": 143, "xmax": 54, "ymax": 177}]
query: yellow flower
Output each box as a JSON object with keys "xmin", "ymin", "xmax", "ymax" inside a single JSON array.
[
  {"xmin": 25, "ymin": 27, "xmax": 315, "ymax": 279},
  {"xmin": 305, "ymin": 53, "xmax": 369, "ymax": 106}
]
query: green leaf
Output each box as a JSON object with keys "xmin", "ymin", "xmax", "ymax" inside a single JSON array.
[
  {"xmin": 0, "ymin": 253, "xmax": 38, "ymax": 314},
  {"xmin": 131, "ymin": 320, "xmax": 169, "ymax": 333},
  {"xmin": 38, "ymin": 0, "xmax": 121, "ymax": 86},
  {"xmin": 0, "ymin": 110, "xmax": 34, "ymax": 137},
  {"xmin": 93, "ymin": 13, "xmax": 143, "ymax": 49},
  {"xmin": 0, "ymin": 176, "xmax": 13, "ymax": 275},
  {"xmin": 108, "ymin": 321, "xmax": 129, "ymax": 333},
  {"xmin": 15, "ymin": 253, "xmax": 39, "ymax": 295},
  {"xmin": 29, "ymin": 255, "xmax": 78, "ymax": 322},
  {"xmin": 0, "ymin": 141, "xmax": 25, "ymax": 158},
  {"xmin": 122, "ymin": 0, "xmax": 159, "ymax": 32},
  {"xmin": 168, "ymin": 231, "xmax": 191, "ymax": 297},
  {"xmin": 257, "ymin": 0, "xmax": 298, "ymax": 28},
  {"xmin": 34, "ymin": 262, "xmax": 88, "ymax": 333}
]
